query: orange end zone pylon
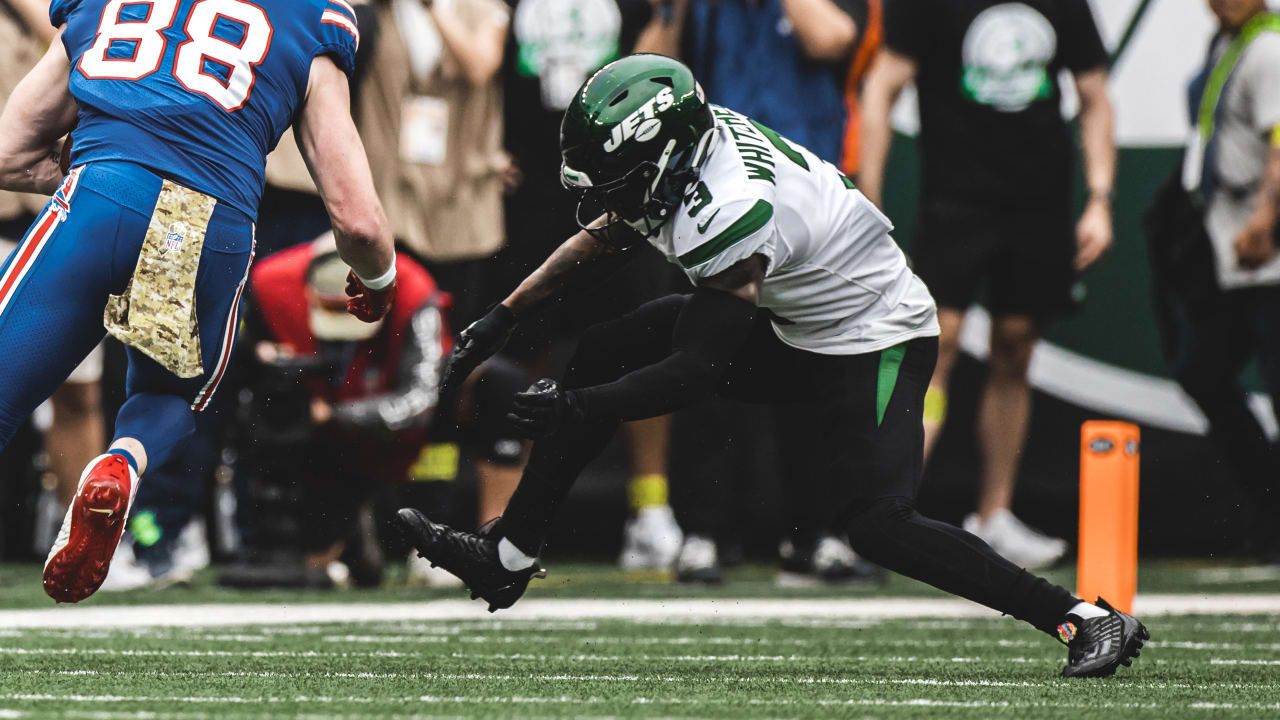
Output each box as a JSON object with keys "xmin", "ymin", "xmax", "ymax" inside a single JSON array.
[{"xmin": 1078, "ymin": 421, "xmax": 1140, "ymax": 614}]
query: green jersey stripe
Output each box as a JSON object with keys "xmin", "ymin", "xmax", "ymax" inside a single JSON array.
[
  {"xmin": 678, "ymin": 200, "xmax": 774, "ymax": 269},
  {"xmin": 876, "ymin": 344, "xmax": 906, "ymax": 427}
]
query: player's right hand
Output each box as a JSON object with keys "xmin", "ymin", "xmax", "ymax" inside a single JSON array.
[
  {"xmin": 440, "ymin": 304, "xmax": 518, "ymax": 401},
  {"xmin": 345, "ymin": 270, "xmax": 396, "ymax": 322}
]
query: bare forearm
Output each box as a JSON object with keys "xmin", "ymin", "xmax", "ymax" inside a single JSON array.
[
  {"xmin": 0, "ymin": 34, "xmax": 76, "ymax": 194},
  {"xmin": 297, "ymin": 56, "xmax": 394, "ymax": 279},
  {"xmin": 634, "ymin": 0, "xmax": 688, "ymax": 56},
  {"xmin": 10, "ymin": 0, "xmax": 55, "ymax": 43},
  {"xmin": 781, "ymin": 0, "xmax": 856, "ymax": 62},
  {"xmin": 428, "ymin": 5, "xmax": 505, "ymax": 86},
  {"xmin": 0, "ymin": 148, "xmax": 62, "ymax": 194},
  {"xmin": 502, "ymin": 229, "xmax": 616, "ymax": 317},
  {"xmin": 859, "ymin": 101, "xmax": 892, "ymax": 207},
  {"xmin": 332, "ymin": 220, "xmax": 394, "ymax": 279},
  {"xmin": 1077, "ymin": 73, "xmax": 1115, "ymax": 200},
  {"xmin": 859, "ymin": 83, "xmax": 898, "ymax": 207},
  {"xmin": 859, "ymin": 52, "xmax": 914, "ymax": 206},
  {"xmin": 1256, "ymin": 143, "xmax": 1280, "ymax": 219}
]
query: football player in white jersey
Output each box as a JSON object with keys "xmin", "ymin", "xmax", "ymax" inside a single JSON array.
[{"xmin": 397, "ymin": 54, "xmax": 1146, "ymax": 679}]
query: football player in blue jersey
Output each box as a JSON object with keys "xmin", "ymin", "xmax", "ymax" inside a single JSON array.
[{"xmin": 0, "ymin": 0, "xmax": 396, "ymax": 603}]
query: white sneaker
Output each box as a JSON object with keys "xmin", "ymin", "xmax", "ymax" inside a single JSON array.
[
  {"xmin": 964, "ymin": 509, "xmax": 1067, "ymax": 569},
  {"xmin": 171, "ymin": 518, "xmax": 211, "ymax": 576},
  {"xmin": 675, "ymin": 535, "xmax": 721, "ymax": 583},
  {"xmin": 813, "ymin": 535, "xmax": 859, "ymax": 574},
  {"xmin": 619, "ymin": 505, "xmax": 683, "ymax": 570},
  {"xmin": 406, "ymin": 552, "xmax": 464, "ymax": 588},
  {"xmin": 99, "ymin": 541, "xmax": 192, "ymax": 593}
]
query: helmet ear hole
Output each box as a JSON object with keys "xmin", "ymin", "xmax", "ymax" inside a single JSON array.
[
  {"xmin": 650, "ymin": 76, "xmax": 674, "ymax": 88},
  {"xmin": 608, "ymin": 90, "xmax": 630, "ymax": 107}
]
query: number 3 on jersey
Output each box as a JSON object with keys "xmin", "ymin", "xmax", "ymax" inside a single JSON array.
[{"xmin": 79, "ymin": 0, "xmax": 273, "ymax": 112}]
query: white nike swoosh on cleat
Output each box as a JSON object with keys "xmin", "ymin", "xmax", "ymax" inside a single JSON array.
[{"xmin": 87, "ymin": 508, "xmax": 114, "ymax": 516}]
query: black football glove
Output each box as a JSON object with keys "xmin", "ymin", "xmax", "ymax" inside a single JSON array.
[
  {"xmin": 440, "ymin": 304, "xmax": 517, "ymax": 402},
  {"xmin": 506, "ymin": 378, "xmax": 585, "ymax": 439}
]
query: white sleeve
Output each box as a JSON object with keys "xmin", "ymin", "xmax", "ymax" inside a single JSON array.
[
  {"xmin": 672, "ymin": 197, "xmax": 778, "ymax": 280},
  {"xmin": 1246, "ymin": 35, "xmax": 1280, "ymax": 135}
]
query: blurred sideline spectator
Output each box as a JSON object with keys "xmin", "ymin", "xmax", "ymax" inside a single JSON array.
[
  {"xmin": 1150, "ymin": 0, "xmax": 1280, "ymax": 563},
  {"xmin": 491, "ymin": 0, "xmax": 685, "ymax": 572},
  {"xmin": 638, "ymin": 0, "xmax": 878, "ymax": 586},
  {"xmin": 358, "ymin": 0, "xmax": 510, "ymax": 327},
  {"xmin": 839, "ymin": 0, "xmax": 881, "ymax": 179},
  {"xmin": 861, "ymin": 0, "xmax": 1115, "ymax": 569},
  {"xmin": 0, "ymin": 0, "xmax": 104, "ymax": 550},
  {"xmin": 352, "ymin": 0, "xmax": 518, "ymax": 532}
]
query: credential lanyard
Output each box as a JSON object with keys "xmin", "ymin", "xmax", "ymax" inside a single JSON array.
[{"xmin": 1183, "ymin": 12, "xmax": 1280, "ymax": 199}]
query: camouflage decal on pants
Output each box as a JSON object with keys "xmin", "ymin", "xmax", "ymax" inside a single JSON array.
[{"xmin": 104, "ymin": 180, "xmax": 217, "ymax": 379}]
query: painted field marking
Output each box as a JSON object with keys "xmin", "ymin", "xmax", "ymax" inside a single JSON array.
[
  {"xmin": 3, "ymin": 594, "xmax": 1280, "ymax": 629},
  {"xmin": 56, "ymin": 713, "xmax": 478, "ymax": 720},
  {"xmin": 1193, "ymin": 565, "xmax": 1280, "ymax": 584}
]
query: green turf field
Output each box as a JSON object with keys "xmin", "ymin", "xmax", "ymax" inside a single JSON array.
[
  {"xmin": 3, "ymin": 614, "xmax": 1280, "ymax": 718},
  {"xmin": 0, "ymin": 561, "xmax": 1278, "ymax": 718}
]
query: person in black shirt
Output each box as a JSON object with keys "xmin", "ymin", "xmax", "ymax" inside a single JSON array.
[
  {"xmin": 489, "ymin": 0, "xmax": 687, "ymax": 572},
  {"xmin": 861, "ymin": 0, "xmax": 1115, "ymax": 568}
]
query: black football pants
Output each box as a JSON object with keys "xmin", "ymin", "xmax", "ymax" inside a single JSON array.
[{"xmin": 497, "ymin": 294, "xmax": 1078, "ymax": 636}]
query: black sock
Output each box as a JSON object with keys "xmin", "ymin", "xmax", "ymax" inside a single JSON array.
[
  {"xmin": 495, "ymin": 419, "xmax": 620, "ymax": 557},
  {"xmin": 494, "ymin": 466, "xmax": 567, "ymax": 557},
  {"xmin": 847, "ymin": 501, "xmax": 1079, "ymax": 638}
]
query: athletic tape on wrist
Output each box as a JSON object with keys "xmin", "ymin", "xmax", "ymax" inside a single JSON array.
[{"xmin": 357, "ymin": 255, "xmax": 397, "ymax": 290}]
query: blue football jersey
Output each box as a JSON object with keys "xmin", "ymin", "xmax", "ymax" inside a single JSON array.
[{"xmin": 51, "ymin": 0, "xmax": 359, "ymax": 218}]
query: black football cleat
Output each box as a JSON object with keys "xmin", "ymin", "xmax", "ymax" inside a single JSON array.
[
  {"xmin": 396, "ymin": 508, "xmax": 545, "ymax": 612},
  {"xmin": 1060, "ymin": 597, "xmax": 1150, "ymax": 678}
]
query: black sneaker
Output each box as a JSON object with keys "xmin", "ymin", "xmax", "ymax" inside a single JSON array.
[
  {"xmin": 1060, "ymin": 597, "xmax": 1150, "ymax": 678},
  {"xmin": 396, "ymin": 508, "xmax": 545, "ymax": 612}
]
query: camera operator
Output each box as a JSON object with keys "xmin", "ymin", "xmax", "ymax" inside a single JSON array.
[{"xmin": 237, "ymin": 236, "xmax": 527, "ymax": 586}]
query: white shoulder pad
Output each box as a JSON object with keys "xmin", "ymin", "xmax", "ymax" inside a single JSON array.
[{"xmin": 670, "ymin": 191, "xmax": 777, "ymax": 279}]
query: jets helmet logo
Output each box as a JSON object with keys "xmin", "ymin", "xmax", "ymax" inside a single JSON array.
[{"xmin": 604, "ymin": 86, "xmax": 675, "ymax": 152}]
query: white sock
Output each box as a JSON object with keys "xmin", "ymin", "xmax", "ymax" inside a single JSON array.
[
  {"xmin": 1068, "ymin": 601, "xmax": 1110, "ymax": 620},
  {"xmin": 497, "ymin": 537, "xmax": 537, "ymax": 571}
]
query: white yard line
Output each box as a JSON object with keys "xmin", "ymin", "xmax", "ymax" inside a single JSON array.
[{"xmin": 2, "ymin": 594, "xmax": 1279, "ymax": 630}]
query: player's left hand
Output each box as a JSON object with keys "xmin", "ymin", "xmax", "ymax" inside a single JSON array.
[
  {"xmin": 345, "ymin": 270, "xmax": 396, "ymax": 322},
  {"xmin": 1074, "ymin": 197, "xmax": 1113, "ymax": 271},
  {"xmin": 507, "ymin": 378, "xmax": 585, "ymax": 439}
]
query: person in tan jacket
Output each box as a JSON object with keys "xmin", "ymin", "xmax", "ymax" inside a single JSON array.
[
  {"xmin": 360, "ymin": 0, "xmax": 510, "ymax": 325},
  {"xmin": 362, "ymin": 0, "xmax": 522, "ymax": 568}
]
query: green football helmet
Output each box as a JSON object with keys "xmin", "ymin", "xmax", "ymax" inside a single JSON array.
[{"xmin": 560, "ymin": 54, "xmax": 717, "ymax": 243}]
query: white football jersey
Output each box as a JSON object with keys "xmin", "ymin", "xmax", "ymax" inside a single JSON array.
[{"xmin": 644, "ymin": 105, "xmax": 939, "ymax": 356}]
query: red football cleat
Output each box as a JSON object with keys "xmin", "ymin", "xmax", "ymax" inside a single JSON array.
[{"xmin": 43, "ymin": 453, "xmax": 138, "ymax": 604}]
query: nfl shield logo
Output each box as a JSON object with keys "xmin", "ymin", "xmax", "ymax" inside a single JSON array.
[{"xmin": 165, "ymin": 222, "xmax": 187, "ymax": 254}]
